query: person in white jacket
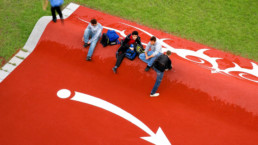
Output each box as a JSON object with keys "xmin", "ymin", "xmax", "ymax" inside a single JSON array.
[
  {"xmin": 82, "ymin": 19, "xmax": 103, "ymax": 61},
  {"xmin": 139, "ymin": 36, "xmax": 162, "ymax": 71}
]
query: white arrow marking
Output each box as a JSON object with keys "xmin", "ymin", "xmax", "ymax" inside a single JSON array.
[{"xmin": 57, "ymin": 89, "xmax": 172, "ymax": 145}]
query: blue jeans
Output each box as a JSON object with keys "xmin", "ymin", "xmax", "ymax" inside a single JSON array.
[
  {"xmin": 151, "ymin": 67, "xmax": 164, "ymax": 94},
  {"xmin": 139, "ymin": 51, "xmax": 161, "ymax": 67},
  {"xmin": 84, "ymin": 28, "xmax": 100, "ymax": 57}
]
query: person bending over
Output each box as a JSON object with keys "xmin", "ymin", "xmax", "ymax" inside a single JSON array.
[{"xmin": 150, "ymin": 50, "xmax": 172, "ymax": 97}]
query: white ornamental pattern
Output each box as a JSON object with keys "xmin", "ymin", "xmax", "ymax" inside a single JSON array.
[{"xmin": 79, "ymin": 18, "xmax": 258, "ymax": 83}]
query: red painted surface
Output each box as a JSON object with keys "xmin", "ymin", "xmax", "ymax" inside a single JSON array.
[{"xmin": 0, "ymin": 6, "xmax": 258, "ymax": 145}]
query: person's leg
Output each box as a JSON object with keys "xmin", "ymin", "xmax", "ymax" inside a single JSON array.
[
  {"xmin": 51, "ymin": 7, "xmax": 57, "ymax": 22},
  {"xmin": 150, "ymin": 68, "xmax": 164, "ymax": 95},
  {"xmin": 147, "ymin": 53, "xmax": 162, "ymax": 67},
  {"xmin": 139, "ymin": 51, "xmax": 154, "ymax": 63},
  {"xmin": 55, "ymin": 6, "xmax": 63, "ymax": 19},
  {"xmin": 115, "ymin": 53, "xmax": 126, "ymax": 67},
  {"xmin": 113, "ymin": 44, "xmax": 128, "ymax": 73},
  {"xmin": 139, "ymin": 53, "xmax": 147, "ymax": 63},
  {"xmin": 83, "ymin": 28, "xmax": 92, "ymax": 44},
  {"xmin": 118, "ymin": 45, "xmax": 128, "ymax": 53},
  {"xmin": 113, "ymin": 53, "xmax": 126, "ymax": 73},
  {"xmin": 140, "ymin": 51, "xmax": 154, "ymax": 71},
  {"xmin": 87, "ymin": 35, "xmax": 100, "ymax": 58}
]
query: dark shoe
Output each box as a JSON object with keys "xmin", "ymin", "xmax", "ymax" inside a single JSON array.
[
  {"xmin": 84, "ymin": 43, "xmax": 90, "ymax": 48},
  {"xmin": 86, "ymin": 56, "xmax": 91, "ymax": 61},
  {"xmin": 52, "ymin": 19, "xmax": 57, "ymax": 23},
  {"xmin": 145, "ymin": 66, "xmax": 151, "ymax": 72},
  {"xmin": 112, "ymin": 67, "xmax": 117, "ymax": 74}
]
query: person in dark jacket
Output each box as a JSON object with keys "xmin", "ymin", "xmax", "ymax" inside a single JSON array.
[
  {"xmin": 150, "ymin": 50, "xmax": 172, "ymax": 97},
  {"xmin": 112, "ymin": 31, "xmax": 141, "ymax": 74}
]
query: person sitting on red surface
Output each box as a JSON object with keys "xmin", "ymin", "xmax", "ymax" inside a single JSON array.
[{"xmin": 112, "ymin": 31, "xmax": 142, "ymax": 74}]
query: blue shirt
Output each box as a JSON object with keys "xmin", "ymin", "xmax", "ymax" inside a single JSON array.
[{"xmin": 49, "ymin": 0, "xmax": 64, "ymax": 7}]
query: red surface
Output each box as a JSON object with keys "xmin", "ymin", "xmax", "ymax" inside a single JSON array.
[{"xmin": 0, "ymin": 6, "xmax": 258, "ymax": 145}]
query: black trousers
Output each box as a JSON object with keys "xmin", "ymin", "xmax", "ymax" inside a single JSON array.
[
  {"xmin": 51, "ymin": 6, "xmax": 63, "ymax": 20},
  {"xmin": 115, "ymin": 45, "xmax": 129, "ymax": 67},
  {"xmin": 115, "ymin": 53, "xmax": 126, "ymax": 67}
]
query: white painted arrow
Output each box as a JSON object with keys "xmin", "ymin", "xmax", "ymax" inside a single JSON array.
[{"xmin": 57, "ymin": 89, "xmax": 171, "ymax": 145}]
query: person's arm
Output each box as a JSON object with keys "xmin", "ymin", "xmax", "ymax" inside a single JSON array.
[
  {"xmin": 136, "ymin": 36, "xmax": 142, "ymax": 45},
  {"xmin": 167, "ymin": 59, "xmax": 172, "ymax": 70},
  {"xmin": 146, "ymin": 42, "xmax": 161, "ymax": 59},
  {"xmin": 147, "ymin": 54, "xmax": 153, "ymax": 59},
  {"xmin": 43, "ymin": 0, "xmax": 48, "ymax": 10},
  {"xmin": 145, "ymin": 42, "xmax": 151, "ymax": 58},
  {"xmin": 147, "ymin": 53, "xmax": 155, "ymax": 59},
  {"xmin": 89, "ymin": 24, "xmax": 102, "ymax": 43},
  {"xmin": 122, "ymin": 34, "xmax": 130, "ymax": 46},
  {"xmin": 150, "ymin": 42, "xmax": 162, "ymax": 58}
]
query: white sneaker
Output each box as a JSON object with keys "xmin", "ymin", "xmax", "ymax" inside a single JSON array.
[{"xmin": 150, "ymin": 93, "xmax": 159, "ymax": 97}]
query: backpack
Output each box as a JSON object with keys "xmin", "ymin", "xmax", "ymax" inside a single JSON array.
[
  {"xmin": 107, "ymin": 30, "xmax": 119, "ymax": 45},
  {"xmin": 154, "ymin": 55, "xmax": 168, "ymax": 72},
  {"xmin": 154, "ymin": 61, "xmax": 166, "ymax": 72},
  {"xmin": 107, "ymin": 30, "xmax": 119, "ymax": 42},
  {"xmin": 134, "ymin": 44, "xmax": 144, "ymax": 54},
  {"xmin": 100, "ymin": 33, "xmax": 109, "ymax": 47},
  {"xmin": 125, "ymin": 48, "xmax": 137, "ymax": 60}
]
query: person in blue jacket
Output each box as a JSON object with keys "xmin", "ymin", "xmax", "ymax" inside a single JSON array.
[{"xmin": 43, "ymin": 0, "xmax": 64, "ymax": 23}]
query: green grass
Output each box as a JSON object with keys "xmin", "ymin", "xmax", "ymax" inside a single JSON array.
[
  {"xmin": 0, "ymin": 0, "xmax": 49, "ymax": 64},
  {"xmin": 0, "ymin": 0, "xmax": 257, "ymax": 65}
]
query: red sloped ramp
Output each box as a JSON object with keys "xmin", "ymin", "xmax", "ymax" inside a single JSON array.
[{"xmin": 0, "ymin": 4, "xmax": 258, "ymax": 145}]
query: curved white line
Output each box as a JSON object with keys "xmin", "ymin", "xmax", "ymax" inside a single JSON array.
[{"xmin": 57, "ymin": 89, "xmax": 172, "ymax": 145}]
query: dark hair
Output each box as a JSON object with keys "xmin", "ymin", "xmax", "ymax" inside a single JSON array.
[
  {"xmin": 150, "ymin": 36, "xmax": 156, "ymax": 42},
  {"xmin": 90, "ymin": 19, "xmax": 97, "ymax": 25},
  {"xmin": 132, "ymin": 31, "xmax": 138, "ymax": 36},
  {"xmin": 166, "ymin": 50, "xmax": 172, "ymax": 56}
]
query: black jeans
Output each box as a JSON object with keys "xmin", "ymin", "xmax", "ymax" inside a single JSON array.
[
  {"xmin": 51, "ymin": 6, "xmax": 63, "ymax": 20},
  {"xmin": 115, "ymin": 53, "xmax": 126, "ymax": 67},
  {"xmin": 115, "ymin": 45, "xmax": 129, "ymax": 67}
]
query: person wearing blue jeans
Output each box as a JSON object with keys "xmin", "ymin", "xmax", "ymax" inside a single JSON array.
[
  {"xmin": 151, "ymin": 67, "xmax": 164, "ymax": 96},
  {"xmin": 82, "ymin": 19, "xmax": 103, "ymax": 61},
  {"xmin": 139, "ymin": 36, "xmax": 162, "ymax": 71},
  {"xmin": 150, "ymin": 51, "xmax": 172, "ymax": 97}
]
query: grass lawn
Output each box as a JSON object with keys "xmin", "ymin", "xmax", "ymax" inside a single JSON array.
[{"xmin": 0, "ymin": 0, "xmax": 257, "ymax": 66}]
